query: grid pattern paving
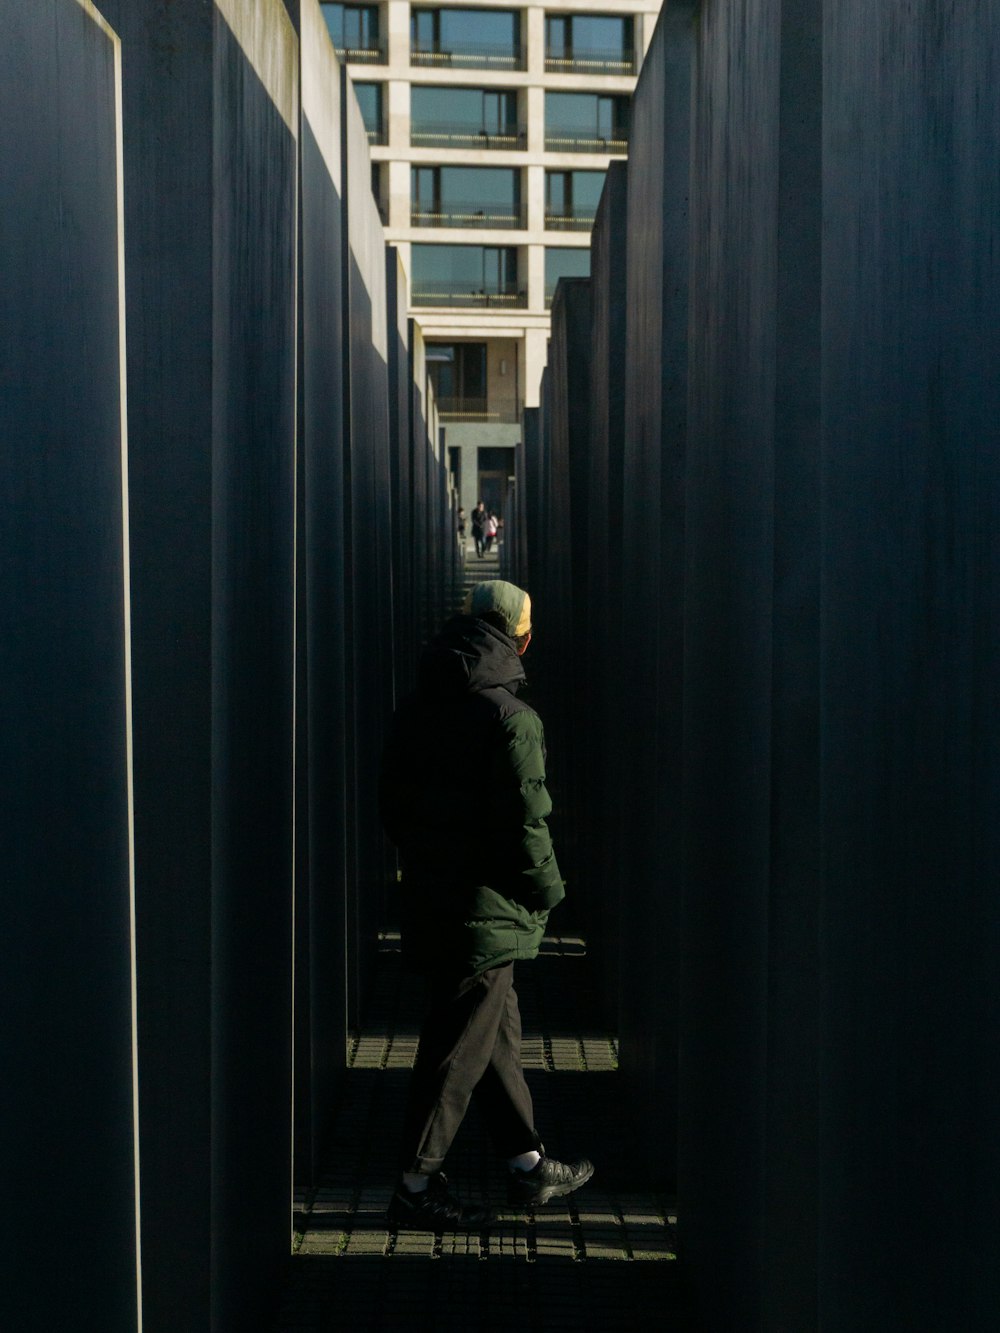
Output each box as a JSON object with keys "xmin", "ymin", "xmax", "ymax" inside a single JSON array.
[{"xmin": 276, "ymin": 935, "xmax": 699, "ymax": 1330}]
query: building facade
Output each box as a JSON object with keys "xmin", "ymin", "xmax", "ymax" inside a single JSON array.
[{"xmin": 321, "ymin": 0, "xmax": 662, "ymax": 518}]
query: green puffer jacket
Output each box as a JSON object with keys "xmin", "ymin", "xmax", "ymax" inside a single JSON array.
[{"xmin": 379, "ymin": 615, "xmax": 565, "ymax": 974}]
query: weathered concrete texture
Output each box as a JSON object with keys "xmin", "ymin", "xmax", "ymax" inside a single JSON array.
[
  {"xmin": 581, "ymin": 161, "xmax": 628, "ymax": 1026},
  {"xmin": 98, "ymin": 0, "xmax": 299, "ymax": 1326},
  {"xmin": 7, "ymin": 1, "xmax": 466, "ymax": 1326},
  {"xmin": 536, "ymin": 278, "xmax": 592, "ymax": 937},
  {"xmin": 386, "ymin": 249, "xmax": 416, "ymax": 693},
  {"xmin": 0, "ymin": 4, "xmax": 139, "ymax": 1327},
  {"xmin": 537, "ymin": 0, "xmax": 1000, "ymax": 1326},
  {"xmin": 293, "ymin": 0, "xmax": 349, "ymax": 1190},
  {"xmin": 408, "ymin": 321, "xmax": 450, "ymax": 645},
  {"xmin": 681, "ymin": 1, "xmax": 822, "ymax": 1325},
  {"xmin": 341, "ymin": 70, "xmax": 396, "ymax": 1027},
  {"xmin": 819, "ymin": 2, "xmax": 1000, "ymax": 1326},
  {"xmin": 521, "ymin": 407, "xmax": 543, "ymax": 580},
  {"xmin": 616, "ymin": 1, "xmax": 691, "ymax": 1202}
]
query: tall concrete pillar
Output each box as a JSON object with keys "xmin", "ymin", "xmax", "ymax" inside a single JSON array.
[
  {"xmin": 617, "ymin": 1, "xmax": 694, "ymax": 1192},
  {"xmin": 341, "ymin": 73, "xmax": 394, "ymax": 1021},
  {"xmin": 97, "ymin": 1, "xmax": 299, "ymax": 1326},
  {"xmin": 541, "ymin": 277, "xmax": 592, "ymax": 931},
  {"xmin": 0, "ymin": 3, "xmax": 139, "ymax": 1326},
  {"xmin": 680, "ymin": 0, "xmax": 823, "ymax": 1323},
  {"xmin": 288, "ymin": 0, "xmax": 351, "ymax": 1190},
  {"xmin": 819, "ymin": 2, "xmax": 1000, "ymax": 1324},
  {"xmin": 583, "ymin": 161, "xmax": 629, "ymax": 1024}
]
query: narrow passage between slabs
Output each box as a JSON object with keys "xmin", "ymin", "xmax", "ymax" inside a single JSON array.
[{"xmin": 277, "ymin": 933, "xmax": 697, "ymax": 1331}]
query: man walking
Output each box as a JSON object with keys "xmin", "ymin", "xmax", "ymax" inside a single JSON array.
[{"xmin": 379, "ymin": 580, "xmax": 593, "ymax": 1229}]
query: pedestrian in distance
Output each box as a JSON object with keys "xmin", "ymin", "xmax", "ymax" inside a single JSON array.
[
  {"xmin": 471, "ymin": 500, "xmax": 487, "ymax": 557},
  {"xmin": 484, "ymin": 511, "xmax": 499, "ymax": 555},
  {"xmin": 379, "ymin": 579, "xmax": 594, "ymax": 1229},
  {"xmin": 457, "ymin": 507, "xmax": 467, "ymax": 550}
]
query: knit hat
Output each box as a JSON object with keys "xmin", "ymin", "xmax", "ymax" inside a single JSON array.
[{"xmin": 463, "ymin": 580, "xmax": 532, "ymax": 638}]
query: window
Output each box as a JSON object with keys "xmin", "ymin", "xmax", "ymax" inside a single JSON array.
[
  {"xmin": 410, "ymin": 86, "xmax": 522, "ymax": 149},
  {"xmin": 544, "ymin": 13, "xmax": 634, "ymax": 75},
  {"xmin": 545, "ymin": 170, "xmax": 605, "ymax": 230},
  {"xmin": 353, "ymin": 82, "xmax": 385, "ymax": 144},
  {"xmin": 411, "ymin": 167, "xmax": 523, "ymax": 228},
  {"xmin": 411, "ymin": 245, "xmax": 523, "ymax": 308},
  {"xmin": 321, "ymin": 3, "xmax": 382, "ymax": 62},
  {"xmin": 545, "ymin": 246, "xmax": 590, "ymax": 306},
  {"xmin": 371, "ymin": 163, "xmax": 388, "ymax": 223},
  {"xmin": 411, "ymin": 8, "xmax": 524, "ymax": 70},
  {"xmin": 544, "ymin": 92, "xmax": 629, "ymax": 153},
  {"xmin": 426, "ymin": 342, "xmax": 487, "ymax": 408}
]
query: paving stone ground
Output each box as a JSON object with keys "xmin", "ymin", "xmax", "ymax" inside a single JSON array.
[{"xmin": 275, "ymin": 935, "xmax": 700, "ymax": 1331}]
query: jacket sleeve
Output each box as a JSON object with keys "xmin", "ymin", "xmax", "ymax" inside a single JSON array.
[{"xmin": 490, "ymin": 708, "xmax": 565, "ymax": 910}]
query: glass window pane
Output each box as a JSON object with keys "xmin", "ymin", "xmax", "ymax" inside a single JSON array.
[
  {"xmin": 438, "ymin": 167, "xmax": 517, "ymax": 208},
  {"xmin": 412, "ymin": 9, "xmax": 436, "ymax": 47},
  {"xmin": 572, "ymin": 15, "xmax": 628, "ymax": 55},
  {"xmin": 412, "ymin": 245, "xmax": 517, "ymax": 292},
  {"xmin": 460, "ymin": 344, "xmax": 487, "ymax": 398},
  {"xmin": 546, "ymin": 92, "xmax": 598, "ymax": 134},
  {"xmin": 411, "ymin": 87, "xmax": 518, "ymax": 145},
  {"xmin": 482, "ymin": 91, "xmax": 517, "ymax": 133},
  {"xmin": 412, "ymin": 167, "xmax": 437, "ymax": 210},
  {"xmin": 322, "ymin": 4, "xmax": 378, "ymax": 49},
  {"xmin": 571, "ymin": 171, "xmax": 605, "ymax": 209},
  {"xmin": 321, "ymin": 3, "xmax": 344, "ymax": 45},
  {"xmin": 439, "ymin": 8, "xmax": 518, "ymax": 49},
  {"xmin": 597, "ymin": 98, "xmax": 612, "ymax": 138},
  {"xmin": 546, "ymin": 173, "xmax": 567, "ymax": 213},
  {"xmin": 353, "ymin": 82, "xmax": 381, "ymax": 134},
  {"xmin": 545, "ymin": 15, "xmax": 569, "ymax": 57}
]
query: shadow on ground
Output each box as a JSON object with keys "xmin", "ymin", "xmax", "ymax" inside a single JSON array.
[{"xmin": 276, "ymin": 938, "xmax": 701, "ymax": 1330}]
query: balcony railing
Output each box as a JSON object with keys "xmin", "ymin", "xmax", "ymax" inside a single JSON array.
[
  {"xmin": 410, "ymin": 124, "xmax": 527, "ymax": 151},
  {"xmin": 411, "ymin": 42, "xmax": 526, "ymax": 71},
  {"xmin": 544, "ymin": 130, "xmax": 628, "ymax": 155},
  {"xmin": 334, "ymin": 41, "xmax": 386, "ymax": 65},
  {"xmin": 545, "ymin": 49, "xmax": 635, "ymax": 76},
  {"xmin": 412, "ymin": 287, "xmax": 528, "ymax": 309},
  {"xmin": 411, "ymin": 202, "xmax": 526, "ymax": 230},
  {"xmin": 365, "ymin": 125, "xmax": 388, "ymax": 146},
  {"xmin": 544, "ymin": 210, "xmax": 596, "ymax": 232},
  {"xmin": 435, "ymin": 396, "xmax": 521, "ymax": 424}
]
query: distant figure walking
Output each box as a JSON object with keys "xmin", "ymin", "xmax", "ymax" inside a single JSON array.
[
  {"xmin": 471, "ymin": 500, "xmax": 487, "ymax": 557},
  {"xmin": 484, "ymin": 511, "xmax": 499, "ymax": 555}
]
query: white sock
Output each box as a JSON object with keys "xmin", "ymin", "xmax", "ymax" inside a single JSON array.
[
  {"xmin": 508, "ymin": 1150, "xmax": 542, "ymax": 1173},
  {"xmin": 402, "ymin": 1172, "xmax": 430, "ymax": 1193}
]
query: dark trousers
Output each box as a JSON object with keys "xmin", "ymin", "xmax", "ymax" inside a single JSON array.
[{"xmin": 400, "ymin": 962, "xmax": 541, "ymax": 1175}]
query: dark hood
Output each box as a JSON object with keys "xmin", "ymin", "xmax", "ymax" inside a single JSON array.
[{"xmin": 417, "ymin": 615, "xmax": 525, "ymax": 696}]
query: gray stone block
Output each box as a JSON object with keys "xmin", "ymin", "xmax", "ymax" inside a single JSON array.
[
  {"xmin": 97, "ymin": 0, "xmax": 299, "ymax": 1324},
  {"xmin": 0, "ymin": 3, "xmax": 139, "ymax": 1325}
]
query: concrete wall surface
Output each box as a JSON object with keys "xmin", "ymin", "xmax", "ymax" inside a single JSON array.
[
  {"xmin": 97, "ymin": 0, "xmax": 300, "ymax": 1325},
  {"xmin": 535, "ymin": 277, "xmax": 592, "ymax": 936},
  {"xmin": 0, "ymin": 3, "xmax": 139, "ymax": 1326},
  {"xmin": 581, "ymin": 161, "xmax": 629, "ymax": 1024},
  {"xmin": 538, "ymin": 0, "xmax": 1000, "ymax": 1326},
  {"xmin": 4, "ymin": 1, "xmax": 459, "ymax": 1327},
  {"xmin": 341, "ymin": 69, "xmax": 396, "ymax": 1023},
  {"xmin": 293, "ymin": 0, "xmax": 349, "ymax": 1191},
  {"xmin": 818, "ymin": 3, "xmax": 1000, "ymax": 1326},
  {"xmin": 618, "ymin": 0, "xmax": 691, "ymax": 1196}
]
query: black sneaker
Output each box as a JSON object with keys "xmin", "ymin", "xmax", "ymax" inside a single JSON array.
[
  {"xmin": 387, "ymin": 1172, "xmax": 491, "ymax": 1231},
  {"xmin": 507, "ymin": 1155, "xmax": 595, "ymax": 1207}
]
